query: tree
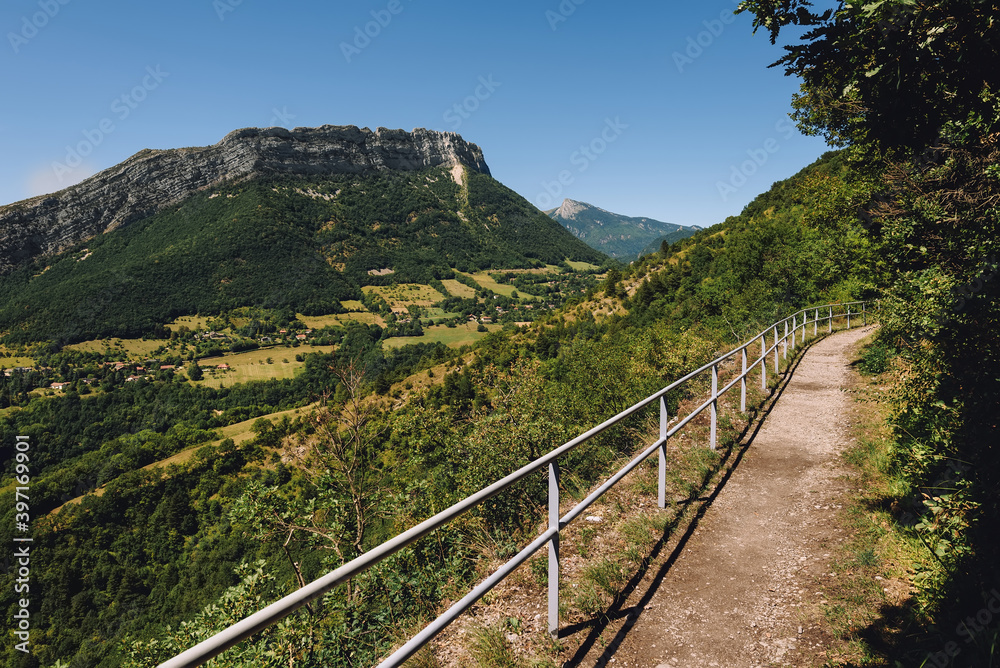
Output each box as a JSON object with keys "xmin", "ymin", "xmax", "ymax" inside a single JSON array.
[
  {"xmin": 738, "ymin": 0, "xmax": 1000, "ymax": 152},
  {"xmin": 187, "ymin": 363, "xmax": 203, "ymax": 381},
  {"xmin": 231, "ymin": 358, "xmax": 390, "ymax": 594}
]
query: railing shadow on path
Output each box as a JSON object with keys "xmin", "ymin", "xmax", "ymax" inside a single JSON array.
[{"xmin": 561, "ymin": 329, "xmax": 847, "ymax": 668}]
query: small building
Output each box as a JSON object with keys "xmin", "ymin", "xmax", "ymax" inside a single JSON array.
[{"xmin": 50, "ymin": 382, "xmax": 70, "ymax": 390}]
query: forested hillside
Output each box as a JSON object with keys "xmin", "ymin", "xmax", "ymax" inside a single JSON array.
[{"xmin": 0, "ymin": 166, "xmax": 602, "ymax": 345}]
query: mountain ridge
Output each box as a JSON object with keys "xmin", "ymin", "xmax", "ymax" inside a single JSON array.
[
  {"xmin": 546, "ymin": 198, "xmax": 700, "ymax": 259},
  {"xmin": 0, "ymin": 125, "xmax": 491, "ymax": 274}
]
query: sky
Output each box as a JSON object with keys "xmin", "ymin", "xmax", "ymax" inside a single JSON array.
[{"xmin": 1, "ymin": 0, "xmax": 831, "ymax": 228}]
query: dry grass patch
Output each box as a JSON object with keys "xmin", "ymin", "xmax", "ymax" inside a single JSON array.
[
  {"xmin": 194, "ymin": 346, "xmax": 337, "ymax": 388},
  {"xmin": 65, "ymin": 338, "xmax": 167, "ymax": 357},
  {"xmin": 364, "ymin": 284, "xmax": 447, "ymax": 308},
  {"xmin": 383, "ymin": 323, "xmax": 501, "ymax": 350}
]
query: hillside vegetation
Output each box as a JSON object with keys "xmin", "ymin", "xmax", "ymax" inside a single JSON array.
[
  {"xmin": 0, "ymin": 148, "xmax": 878, "ymax": 667},
  {"xmin": 0, "ymin": 167, "xmax": 602, "ymax": 345}
]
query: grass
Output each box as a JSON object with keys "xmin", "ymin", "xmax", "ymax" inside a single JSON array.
[
  {"xmin": 441, "ymin": 279, "xmax": 477, "ymax": 298},
  {"xmin": 194, "ymin": 345, "xmax": 337, "ymax": 388},
  {"xmin": 146, "ymin": 403, "xmax": 316, "ymax": 470},
  {"xmin": 564, "ymin": 261, "xmax": 600, "ymax": 271},
  {"xmin": 0, "ymin": 345, "xmax": 34, "ymax": 368},
  {"xmin": 165, "ymin": 315, "xmax": 212, "ymax": 331},
  {"xmin": 467, "ymin": 620, "xmax": 526, "ymax": 668},
  {"xmin": 297, "ymin": 311, "xmax": 385, "ymax": 328},
  {"xmin": 466, "ymin": 272, "xmax": 540, "ymax": 300},
  {"xmin": 382, "ymin": 322, "xmax": 502, "ymax": 350},
  {"xmin": 363, "ymin": 283, "xmax": 447, "ymax": 309},
  {"xmin": 65, "ymin": 337, "xmax": 167, "ymax": 356}
]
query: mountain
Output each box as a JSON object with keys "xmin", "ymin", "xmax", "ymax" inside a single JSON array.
[
  {"xmin": 546, "ymin": 198, "xmax": 700, "ymax": 259},
  {"xmin": 0, "ymin": 125, "xmax": 492, "ymax": 273},
  {"xmin": 0, "ymin": 126, "xmax": 605, "ymax": 343}
]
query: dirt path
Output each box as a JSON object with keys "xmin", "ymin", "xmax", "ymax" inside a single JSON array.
[{"xmin": 594, "ymin": 326, "xmax": 875, "ymax": 668}]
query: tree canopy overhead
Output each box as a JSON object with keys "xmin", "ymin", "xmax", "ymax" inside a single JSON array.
[{"xmin": 739, "ymin": 0, "xmax": 1000, "ymax": 151}]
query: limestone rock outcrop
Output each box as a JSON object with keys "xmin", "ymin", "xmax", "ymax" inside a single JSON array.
[{"xmin": 0, "ymin": 126, "xmax": 491, "ymax": 273}]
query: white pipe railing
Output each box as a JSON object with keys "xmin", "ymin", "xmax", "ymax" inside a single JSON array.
[{"xmin": 158, "ymin": 300, "xmax": 875, "ymax": 668}]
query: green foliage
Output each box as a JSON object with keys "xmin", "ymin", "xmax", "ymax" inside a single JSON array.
[
  {"xmin": 467, "ymin": 619, "xmax": 526, "ymax": 668},
  {"xmin": 121, "ymin": 560, "xmax": 304, "ymax": 668},
  {"xmin": 857, "ymin": 339, "xmax": 894, "ymax": 375},
  {"xmin": 0, "ymin": 168, "xmax": 605, "ymax": 344},
  {"xmin": 738, "ymin": 0, "xmax": 1000, "ymax": 151},
  {"xmin": 624, "ymin": 150, "xmax": 877, "ymax": 339}
]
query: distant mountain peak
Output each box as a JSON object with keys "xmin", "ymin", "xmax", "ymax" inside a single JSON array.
[{"xmin": 547, "ymin": 199, "xmax": 699, "ymax": 259}]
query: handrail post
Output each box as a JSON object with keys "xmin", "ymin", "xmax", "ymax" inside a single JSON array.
[
  {"xmin": 740, "ymin": 347, "xmax": 747, "ymax": 413},
  {"xmin": 863, "ymin": 302, "xmax": 867, "ymax": 326},
  {"xmin": 801, "ymin": 312, "xmax": 806, "ymax": 345},
  {"xmin": 792, "ymin": 314, "xmax": 797, "ymax": 352},
  {"xmin": 783, "ymin": 320, "xmax": 788, "ymax": 360},
  {"xmin": 710, "ymin": 363, "xmax": 718, "ymax": 450},
  {"xmin": 847, "ymin": 305, "xmax": 852, "ymax": 329},
  {"xmin": 548, "ymin": 461, "xmax": 560, "ymax": 638},
  {"xmin": 658, "ymin": 396, "xmax": 667, "ymax": 509},
  {"xmin": 814, "ymin": 308, "xmax": 818, "ymax": 337},
  {"xmin": 828, "ymin": 306, "xmax": 833, "ymax": 333},
  {"xmin": 773, "ymin": 325, "xmax": 779, "ymax": 374},
  {"xmin": 760, "ymin": 334, "xmax": 767, "ymax": 390}
]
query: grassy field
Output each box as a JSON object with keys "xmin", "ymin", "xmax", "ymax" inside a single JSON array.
[
  {"xmin": 0, "ymin": 345, "xmax": 34, "ymax": 368},
  {"xmin": 362, "ymin": 284, "xmax": 447, "ymax": 309},
  {"xmin": 565, "ymin": 260, "xmax": 601, "ymax": 271},
  {"xmin": 297, "ymin": 312, "xmax": 385, "ymax": 328},
  {"xmin": 165, "ymin": 315, "xmax": 213, "ymax": 331},
  {"xmin": 382, "ymin": 321, "xmax": 501, "ymax": 349},
  {"xmin": 440, "ymin": 279, "xmax": 477, "ymax": 298},
  {"xmin": 66, "ymin": 338, "xmax": 169, "ymax": 357},
  {"xmin": 194, "ymin": 345, "xmax": 337, "ymax": 388},
  {"xmin": 423, "ymin": 307, "xmax": 461, "ymax": 322},
  {"xmin": 465, "ymin": 271, "xmax": 542, "ymax": 300}
]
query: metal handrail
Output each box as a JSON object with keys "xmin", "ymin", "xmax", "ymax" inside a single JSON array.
[{"xmin": 158, "ymin": 300, "xmax": 875, "ymax": 668}]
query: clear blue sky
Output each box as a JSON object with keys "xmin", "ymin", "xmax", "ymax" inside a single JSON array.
[{"xmin": 1, "ymin": 0, "xmax": 828, "ymax": 228}]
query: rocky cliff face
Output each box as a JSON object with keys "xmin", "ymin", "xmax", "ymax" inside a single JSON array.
[{"xmin": 0, "ymin": 125, "xmax": 491, "ymax": 273}]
